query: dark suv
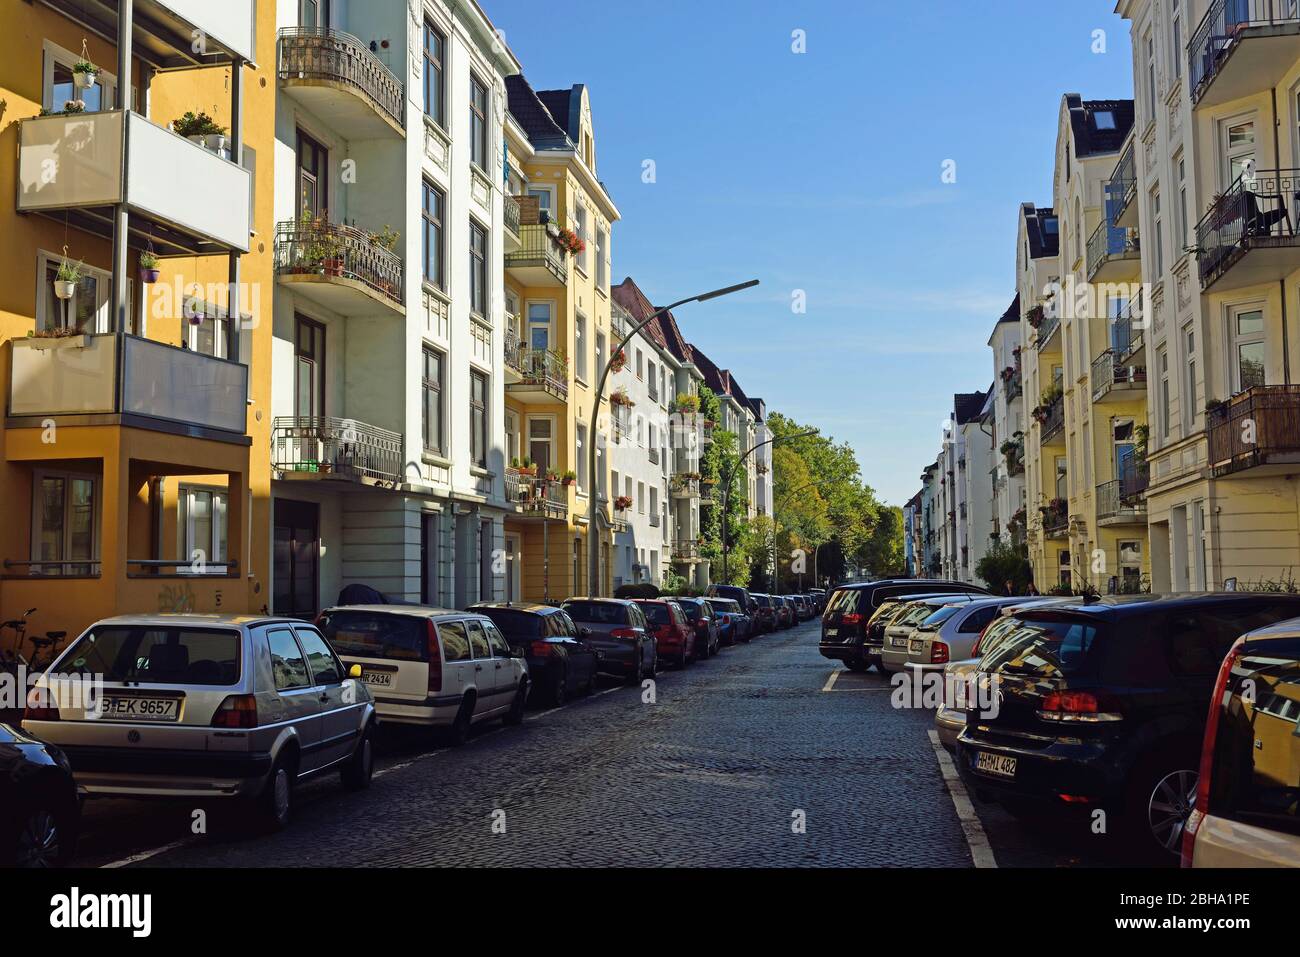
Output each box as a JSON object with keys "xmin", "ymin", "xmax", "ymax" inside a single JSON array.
[
  {"xmin": 956, "ymin": 592, "xmax": 1300, "ymax": 861},
  {"xmin": 706, "ymin": 584, "xmax": 754, "ymax": 618},
  {"xmin": 470, "ymin": 603, "xmax": 599, "ymax": 705},
  {"xmin": 821, "ymin": 579, "xmax": 989, "ymax": 671}
]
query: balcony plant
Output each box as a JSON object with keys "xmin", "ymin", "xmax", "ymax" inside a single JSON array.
[
  {"xmin": 560, "ymin": 469, "xmax": 577, "ymax": 487},
  {"xmin": 369, "ymin": 225, "xmax": 400, "ymax": 252},
  {"xmin": 1000, "ymin": 366, "xmax": 1016, "ymax": 382},
  {"xmin": 1027, "ymin": 305, "xmax": 1045, "ymax": 328},
  {"xmin": 609, "ymin": 387, "xmax": 634, "ymax": 408},
  {"xmin": 173, "ymin": 111, "xmax": 228, "ymax": 155},
  {"xmin": 138, "ymin": 251, "xmax": 160, "ymax": 283},
  {"xmin": 614, "ymin": 495, "xmax": 633, "ymax": 511},
  {"xmin": 553, "ymin": 226, "xmax": 585, "ymax": 255},
  {"xmin": 673, "ymin": 393, "xmax": 700, "ymax": 414},
  {"xmin": 53, "ymin": 257, "xmax": 83, "ymax": 300},
  {"xmin": 516, "ymin": 456, "xmax": 537, "ymax": 477},
  {"xmin": 609, "ymin": 349, "xmax": 627, "ymax": 373},
  {"xmin": 72, "ymin": 57, "xmax": 98, "ymax": 90}
]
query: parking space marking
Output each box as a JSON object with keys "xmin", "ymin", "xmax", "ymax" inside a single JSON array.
[
  {"xmin": 927, "ymin": 729, "xmax": 997, "ymax": 868},
  {"xmin": 100, "ymin": 839, "xmax": 190, "ymax": 869},
  {"xmin": 821, "ymin": 670, "xmax": 840, "ymax": 692},
  {"xmin": 526, "ymin": 683, "xmax": 622, "ymax": 721}
]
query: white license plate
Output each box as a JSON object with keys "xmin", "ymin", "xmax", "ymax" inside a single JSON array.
[
  {"xmin": 910, "ymin": 639, "xmax": 925, "ymax": 653},
  {"xmin": 825, "ymin": 628, "xmax": 838, "ymax": 637},
  {"xmin": 974, "ymin": 751, "xmax": 1017, "ymax": 778},
  {"xmin": 891, "ymin": 636, "xmax": 908, "ymax": 648},
  {"xmin": 362, "ymin": 672, "xmax": 393, "ymax": 687},
  {"xmin": 96, "ymin": 696, "xmax": 180, "ymax": 722}
]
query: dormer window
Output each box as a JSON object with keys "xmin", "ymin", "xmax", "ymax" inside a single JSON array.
[{"xmin": 1094, "ymin": 111, "xmax": 1116, "ymax": 131}]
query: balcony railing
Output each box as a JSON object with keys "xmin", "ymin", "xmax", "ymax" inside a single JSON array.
[
  {"xmin": 278, "ymin": 27, "xmax": 405, "ymax": 131},
  {"xmin": 672, "ymin": 540, "xmax": 701, "ymax": 561},
  {"xmin": 8, "ymin": 334, "xmax": 248, "ymax": 436},
  {"xmin": 1112, "ymin": 298, "xmax": 1145, "ymax": 360},
  {"xmin": 274, "ymin": 219, "xmax": 404, "ymax": 309},
  {"xmin": 505, "ymin": 469, "xmax": 568, "ymax": 516},
  {"xmin": 1190, "ymin": 0, "xmax": 1300, "ymax": 105},
  {"xmin": 1120, "ymin": 457, "xmax": 1151, "ymax": 500},
  {"xmin": 1091, "ymin": 350, "xmax": 1147, "ymax": 402},
  {"xmin": 1042, "ymin": 508, "xmax": 1069, "ymax": 537},
  {"xmin": 1033, "ymin": 308, "xmax": 1062, "ymax": 352},
  {"xmin": 1004, "ymin": 368, "xmax": 1023, "ymax": 400},
  {"xmin": 1195, "ymin": 168, "xmax": 1300, "ymax": 290},
  {"xmin": 1039, "ymin": 395, "xmax": 1065, "ymax": 442},
  {"xmin": 1107, "ymin": 139, "xmax": 1139, "ymax": 228},
  {"xmin": 1207, "ymin": 385, "xmax": 1300, "ymax": 476},
  {"xmin": 272, "ymin": 416, "xmax": 403, "ymax": 485},
  {"xmin": 508, "ymin": 348, "xmax": 569, "ymax": 400},
  {"xmin": 1087, "ymin": 218, "xmax": 1140, "ymax": 281},
  {"xmin": 503, "ymin": 194, "xmax": 521, "ymax": 235},
  {"xmin": 671, "ymin": 475, "xmax": 701, "ymax": 499},
  {"xmin": 504, "ymin": 224, "xmax": 567, "ymax": 285},
  {"xmin": 1096, "ymin": 477, "xmax": 1148, "ymax": 523}
]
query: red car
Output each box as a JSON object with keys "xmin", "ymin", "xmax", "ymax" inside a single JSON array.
[{"xmin": 632, "ymin": 599, "xmax": 696, "ymax": 667}]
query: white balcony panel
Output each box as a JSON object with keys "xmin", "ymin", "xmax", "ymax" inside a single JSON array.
[
  {"xmin": 125, "ymin": 113, "xmax": 250, "ymax": 250},
  {"xmin": 17, "ymin": 112, "xmax": 124, "ymax": 211},
  {"xmin": 9, "ymin": 337, "xmax": 118, "ymax": 417},
  {"xmin": 122, "ymin": 336, "xmax": 247, "ymax": 434},
  {"xmin": 158, "ymin": 0, "xmax": 256, "ymax": 63}
]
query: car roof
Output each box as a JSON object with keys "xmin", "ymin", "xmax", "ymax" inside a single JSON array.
[
  {"xmin": 322, "ymin": 605, "xmax": 487, "ymax": 620},
  {"xmin": 471, "ymin": 601, "xmax": 561, "ymax": 615},
  {"xmin": 563, "ymin": 597, "xmax": 634, "ymax": 605},
  {"xmin": 1012, "ymin": 592, "xmax": 1300, "ymax": 620},
  {"xmin": 1241, "ymin": 614, "xmax": 1300, "ymax": 642},
  {"xmin": 91, "ymin": 613, "xmax": 297, "ymax": 629},
  {"xmin": 835, "ymin": 578, "xmax": 973, "ymax": 591}
]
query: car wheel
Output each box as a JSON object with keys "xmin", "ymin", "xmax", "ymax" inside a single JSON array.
[
  {"xmin": 259, "ymin": 756, "xmax": 295, "ymax": 831},
  {"xmin": 504, "ymin": 683, "xmax": 528, "ymax": 725},
  {"xmin": 342, "ymin": 724, "xmax": 375, "ymax": 791},
  {"xmin": 552, "ymin": 669, "xmax": 568, "ymax": 706},
  {"xmin": 447, "ymin": 697, "xmax": 473, "ymax": 746},
  {"xmin": 627, "ymin": 649, "xmax": 645, "ymax": 685},
  {"xmin": 646, "ymin": 652, "xmax": 657, "ymax": 679},
  {"xmin": 1128, "ymin": 759, "xmax": 1199, "ymax": 860},
  {"xmin": 7, "ymin": 795, "xmax": 75, "ymax": 868}
]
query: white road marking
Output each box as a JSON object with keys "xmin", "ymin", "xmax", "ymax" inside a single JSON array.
[
  {"xmin": 526, "ymin": 683, "xmax": 621, "ymax": 721},
  {"xmin": 821, "ymin": 670, "xmax": 840, "ymax": 692},
  {"xmin": 927, "ymin": 729, "xmax": 997, "ymax": 868},
  {"xmin": 100, "ymin": 839, "xmax": 190, "ymax": 869}
]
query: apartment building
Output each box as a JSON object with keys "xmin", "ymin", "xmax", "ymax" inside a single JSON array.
[
  {"xmin": 501, "ymin": 73, "xmax": 620, "ymax": 601},
  {"xmin": 989, "ymin": 296, "xmax": 1028, "ymax": 543},
  {"xmin": 1117, "ymin": 0, "xmax": 1300, "ymax": 590},
  {"xmin": 268, "ymin": 0, "xmax": 519, "ymax": 614},
  {"xmin": 1, "ymin": 0, "xmax": 270, "ymax": 637},
  {"xmin": 935, "ymin": 391, "xmax": 991, "ymax": 582},
  {"xmin": 903, "ymin": 490, "xmax": 922, "ymax": 575}
]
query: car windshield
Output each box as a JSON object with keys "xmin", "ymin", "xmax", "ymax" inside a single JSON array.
[
  {"xmin": 677, "ymin": 602, "xmax": 702, "ymax": 621},
  {"xmin": 318, "ymin": 610, "xmax": 428, "ymax": 661},
  {"xmin": 563, "ymin": 601, "xmax": 629, "ymax": 625},
  {"xmin": 473, "ymin": 608, "xmax": 542, "ymax": 641},
  {"xmin": 979, "ymin": 614, "xmax": 1102, "ymax": 678},
  {"xmin": 63, "ymin": 626, "xmax": 241, "ymax": 685},
  {"xmin": 640, "ymin": 604, "xmax": 671, "ymax": 625}
]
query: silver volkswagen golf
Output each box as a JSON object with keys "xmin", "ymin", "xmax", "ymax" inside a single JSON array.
[{"xmin": 22, "ymin": 614, "xmax": 376, "ymax": 831}]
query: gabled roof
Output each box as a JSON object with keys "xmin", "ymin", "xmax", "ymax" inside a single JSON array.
[
  {"xmin": 611, "ymin": 277, "xmax": 694, "ymax": 365},
  {"xmin": 1065, "ymin": 95, "xmax": 1134, "ymax": 157},
  {"xmin": 997, "ymin": 294, "xmax": 1020, "ymax": 325},
  {"xmin": 1022, "ymin": 203, "xmax": 1059, "ymax": 259},
  {"xmin": 954, "ymin": 390, "xmax": 988, "ymax": 426},
  {"xmin": 506, "ymin": 74, "xmax": 573, "ymax": 149}
]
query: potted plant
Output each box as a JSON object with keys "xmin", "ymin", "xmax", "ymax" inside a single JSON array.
[
  {"xmin": 560, "ymin": 469, "xmax": 577, "ymax": 487},
  {"xmin": 516, "ymin": 457, "xmax": 537, "ymax": 477},
  {"xmin": 609, "ymin": 349, "xmax": 627, "ymax": 373},
  {"xmin": 614, "ymin": 495, "xmax": 633, "ymax": 511},
  {"xmin": 1205, "ymin": 397, "xmax": 1227, "ymax": 415},
  {"xmin": 369, "ymin": 225, "xmax": 400, "ymax": 252},
  {"xmin": 610, "ymin": 387, "xmax": 633, "ymax": 408},
  {"xmin": 173, "ymin": 111, "xmax": 228, "ymax": 156},
  {"xmin": 61, "ymin": 99, "xmax": 86, "ymax": 115},
  {"xmin": 138, "ymin": 251, "xmax": 160, "ymax": 283},
  {"xmin": 72, "ymin": 57, "xmax": 98, "ymax": 90},
  {"xmin": 1027, "ymin": 304, "xmax": 1045, "ymax": 328},
  {"xmin": 54, "ymin": 257, "xmax": 82, "ymax": 300},
  {"xmin": 673, "ymin": 393, "xmax": 700, "ymax": 414}
]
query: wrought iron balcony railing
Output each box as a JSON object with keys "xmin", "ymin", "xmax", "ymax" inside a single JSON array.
[
  {"xmin": 504, "ymin": 224, "xmax": 567, "ymax": 284},
  {"xmin": 508, "ymin": 348, "xmax": 568, "ymax": 399},
  {"xmin": 1039, "ymin": 396, "xmax": 1065, "ymax": 442},
  {"xmin": 278, "ymin": 27, "xmax": 405, "ymax": 130},
  {"xmin": 505, "ymin": 468, "xmax": 569, "ymax": 516},
  {"xmin": 1195, "ymin": 168, "xmax": 1300, "ymax": 289},
  {"xmin": 1207, "ymin": 385, "xmax": 1300, "ymax": 476},
  {"xmin": 275, "ymin": 219, "xmax": 405, "ymax": 308},
  {"xmin": 1190, "ymin": 0, "xmax": 1300, "ymax": 104},
  {"xmin": 1087, "ymin": 218, "xmax": 1140, "ymax": 281},
  {"xmin": 1096, "ymin": 476, "xmax": 1148, "ymax": 523},
  {"xmin": 272, "ymin": 416, "xmax": 403, "ymax": 485},
  {"xmin": 1107, "ymin": 139, "xmax": 1138, "ymax": 226},
  {"xmin": 1091, "ymin": 350, "xmax": 1147, "ymax": 401},
  {"xmin": 504, "ymin": 193, "xmax": 521, "ymax": 235},
  {"xmin": 1112, "ymin": 298, "xmax": 1145, "ymax": 360},
  {"xmin": 671, "ymin": 540, "xmax": 701, "ymax": 561}
]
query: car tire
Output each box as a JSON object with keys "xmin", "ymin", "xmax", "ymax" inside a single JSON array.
[
  {"xmin": 1124, "ymin": 751, "xmax": 1200, "ymax": 862},
  {"xmin": 583, "ymin": 665, "xmax": 597, "ymax": 695},
  {"xmin": 4, "ymin": 791, "xmax": 76, "ymax": 868},
  {"xmin": 552, "ymin": 669, "xmax": 568, "ymax": 706},
  {"xmin": 341, "ymin": 723, "xmax": 375, "ymax": 791},
  {"xmin": 447, "ymin": 697, "xmax": 473, "ymax": 746},
  {"xmin": 259, "ymin": 754, "xmax": 296, "ymax": 831},
  {"xmin": 626, "ymin": 649, "xmax": 645, "ymax": 686},
  {"xmin": 646, "ymin": 651, "xmax": 657, "ymax": 679},
  {"xmin": 504, "ymin": 683, "xmax": 528, "ymax": 725}
]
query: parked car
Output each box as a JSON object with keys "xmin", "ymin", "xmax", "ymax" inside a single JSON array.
[
  {"xmin": 789, "ymin": 596, "xmax": 808, "ymax": 621},
  {"xmin": 706, "ymin": 596, "xmax": 749, "ymax": 644},
  {"xmin": 1, "ymin": 722, "xmax": 79, "ymax": 867},
  {"xmin": 671, "ymin": 597, "xmax": 720, "ymax": 660},
  {"xmin": 631, "ymin": 599, "xmax": 695, "ymax": 668},
  {"xmin": 899, "ymin": 597, "xmax": 1029, "ymax": 675},
  {"xmin": 1184, "ymin": 616, "xmax": 1300, "ymax": 867},
  {"xmin": 706, "ymin": 584, "xmax": 755, "ymax": 621},
  {"xmin": 957, "ymin": 593, "xmax": 1300, "ymax": 861},
  {"xmin": 879, "ymin": 595, "xmax": 982, "ymax": 672},
  {"xmin": 561, "ymin": 598, "xmax": 657, "ymax": 682},
  {"xmin": 750, "ymin": 594, "xmax": 777, "ymax": 634},
  {"xmin": 470, "ymin": 603, "xmax": 598, "ymax": 705},
  {"xmin": 808, "ymin": 588, "xmax": 827, "ymax": 613},
  {"xmin": 25, "ymin": 614, "xmax": 377, "ymax": 831},
  {"xmin": 821, "ymin": 579, "xmax": 990, "ymax": 671},
  {"xmin": 773, "ymin": 596, "xmax": 794, "ymax": 629},
  {"xmin": 320, "ymin": 606, "xmax": 528, "ymax": 745}
]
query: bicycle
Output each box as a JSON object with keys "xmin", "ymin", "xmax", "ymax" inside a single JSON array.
[
  {"xmin": 0, "ymin": 608, "xmax": 67, "ymax": 674},
  {"xmin": 0, "ymin": 607, "xmax": 37, "ymax": 672}
]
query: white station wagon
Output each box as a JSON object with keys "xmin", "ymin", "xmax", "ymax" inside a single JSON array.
[{"xmin": 23, "ymin": 614, "xmax": 376, "ymax": 830}]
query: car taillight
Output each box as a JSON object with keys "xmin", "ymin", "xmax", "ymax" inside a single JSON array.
[
  {"xmin": 611, "ymin": 628, "xmax": 638, "ymax": 640},
  {"xmin": 930, "ymin": 641, "xmax": 949, "ymax": 664},
  {"xmin": 1037, "ymin": 690, "xmax": 1122, "ymax": 723},
  {"xmin": 530, "ymin": 640, "xmax": 554, "ymax": 657},
  {"xmin": 841, "ymin": 613, "xmax": 863, "ymax": 626},
  {"xmin": 1184, "ymin": 639, "xmax": 1244, "ymax": 868},
  {"xmin": 23, "ymin": 685, "xmax": 59, "ymax": 722},
  {"xmin": 211, "ymin": 694, "xmax": 258, "ymax": 729},
  {"xmin": 427, "ymin": 620, "xmax": 443, "ymax": 693}
]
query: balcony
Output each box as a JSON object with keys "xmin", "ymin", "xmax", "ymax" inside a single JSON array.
[
  {"xmin": 1031, "ymin": 306, "xmax": 1062, "ymax": 353},
  {"xmin": 38, "ymin": 0, "xmax": 255, "ymax": 68},
  {"xmin": 1096, "ymin": 476, "xmax": 1147, "ymax": 527},
  {"xmin": 1195, "ymin": 168, "xmax": 1300, "ymax": 292},
  {"xmin": 503, "ymin": 194, "xmax": 522, "ymax": 252},
  {"xmin": 1107, "ymin": 139, "xmax": 1140, "ymax": 230},
  {"xmin": 505, "ymin": 348, "xmax": 568, "ymax": 403},
  {"xmin": 611, "ymin": 404, "xmax": 631, "ymax": 441},
  {"xmin": 274, "ymin": 219, "xmax": 404, "ymax": 316},
  {"xmin": 1207, "ymin": 385, "xmax": 1300, "ymax": 477},
  {"xmin": 649, "ymin": 446, "xmax": 660, "ymax": 466},
  {"xmin": 505, "ymin": 468, "xmax": 568, "ymax": 520},
  {"xmin": 504, "ymin": 224, "xmax": 567, "ymax": 286},
  {"xmin": 1042, "ymin": 507, "xmax": 1069, "ymax": 539},
  {"xmin": 1190, "ymin": 0, "xmax": 1300, "ymax": 108},
  {"xmin": 271, "ymin": 416, "xmax": 403, "ymax": 487},
  {"xmin": 7, "ymin": 333, "xmax": 248, "ymax": 440},
  {"xmin": 1087, "ymin": 219, "xmax": 1140, "ymax": 283},
  {"xmin": 1091, "ymin": 350, "xmax": 1147, "ymax": 404},
  {"xmin": 17, "ymin": 110, "xmax": 251, "ymax": 254},
  {"xmin": 278, "ymin": 28, "xmax": 405, "ymax": 138},
  {"xmin": 1037, "ymin": 395, "xmax": 1065, "ymax": 444},
  {"xmin": 671, "ymin": 474, "xmax": 701, "ymax": 500},
  {"xmin": 671, "ymin": 540, "xmax": 702, "ymax": 563},
  {"xmin": 1112, "ymin": 298, "xmax": 1146, "ymax": 363},
  {"xmin": 1003, "ymin": 368, "xmax": 1023, "ymax": 401}
]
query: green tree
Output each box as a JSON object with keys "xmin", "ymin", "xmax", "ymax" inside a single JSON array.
[{"xmin": 974, "ymin": 538, "xmax": 1032, "ymax": 594}]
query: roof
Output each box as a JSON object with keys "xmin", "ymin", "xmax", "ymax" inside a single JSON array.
[
  {"xmin": 472, "ymin": 601, "xmax": 563, "ymax": 615},
  {"xmin": 691, "ymin": 344, "xmax": 754, "ymax": 409},
  {"xmin": 505, "ymin": 74, "xmax": 572, "ymax": 149},
  {"xmin": 611, "ymin": 277, "xmax": 694, "ymax": 364},
  {"xmin": 323, "ymin": 605, "xmax": 483, "ymax": 619},
  {"xmin": 954, "ymin": 390, "xmax": 988, "ymax": 425},
  {"xmin": 94, "ymin": 613, "xmax": 287, "ymax": 628},
  {"xmin": 1022, "ymin": 203, "xmax": 1060, "ymax": 259},
  {"xmin": 1065, "ymin": 95, "xmax": 1135, "ymax": 157},
  {"xmin": 997, "ymin": 294, "xmax": 1020, "ymax": 325}
]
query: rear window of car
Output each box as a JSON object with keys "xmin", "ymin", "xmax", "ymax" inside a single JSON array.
[
  {"xmin": 639, "ymin": 603, "xmax": 671, "ymax": 625},
  {"xmin": 754, "ymin": 595, "xmax": 772, "ymax": 608},
  {"xmin": 318, "ymin": 611, "xmax": 428, "ymax": 662},
  {"xmin": 711, "ymin": 599, "xmax": 739, "ymax": 613},
  {"xmin": 920, "ymin": 605, "xmax": 963, "ymax": 628},
  {"xmin": 474, "ymin": 608, "xmax": 542, "ymax": 642},
  {"xmin": 710, "ymin": 586, "xmax": 746, "ymax": 603},
  {"xmin": 676, "ymin": 601, "xmax": 702, "ymax": 621},
  {"xmin": 63, "ymin": 626, "xmax": 241, "ymax": 685},
  {"xmin": 979, "ymin": 614, "xmax": 1103, "ymax": 678},
  {"xmin": 1207, "ymin": 637, "xmax": 1300, "ymax": 836},
  {"xmin": 826, "ymin": 589, "xmax": 862, "ymax": 614},
  {"xmin": 563, "ymin": 601, "xmax": 629, "ymax": 625}
]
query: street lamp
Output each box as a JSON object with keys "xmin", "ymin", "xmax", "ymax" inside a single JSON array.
[
  {"xmin": 719, "ymin": 429, "xmax": 816, "ymax": 583},
  {"xmin": 586, "ymin": 279, "xmax": 759, "ymax": 596}
]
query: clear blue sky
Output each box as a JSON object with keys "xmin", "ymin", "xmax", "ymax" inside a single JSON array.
[{"xmin": 488, "ymin": 0, "xmax": 1134, "ymax": 506}]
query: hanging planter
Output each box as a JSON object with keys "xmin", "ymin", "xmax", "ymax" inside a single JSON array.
[
  {"xmin": 73, "ymin": 59, "xmax": 98, "ymax": 90},
  {"xmin": 609, "ymin": 350, "xmax": 627, "ymax": 373},
  {"xmin": 138, "ymin": 250, "xmax": 160, "ymax": 283},
  {"xmin": 54, "ymin": 255, "xmax": 82, "ymax": 300}
]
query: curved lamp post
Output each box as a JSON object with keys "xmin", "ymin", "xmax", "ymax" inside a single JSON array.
[
  {"xmin": 586, "ymin": 279, "xmax": 760, "ymax": 596},
  {"xmin": 719, "ymin": 429, "xmax": 816, "ymax": 584}
]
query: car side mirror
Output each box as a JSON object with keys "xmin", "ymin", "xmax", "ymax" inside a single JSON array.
[
  {"xmin": 580, "ymin": 626, "xmax": 592, "ymax": 637},
  {"xmin": 348, "ymin": 663, "xmax": 363, "ymax": 679}
]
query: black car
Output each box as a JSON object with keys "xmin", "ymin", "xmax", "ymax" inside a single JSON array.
[
  {"xmin": 706, "ymin": 584, "xmax": 755, "ymax": 620},
  {"xmin": 1, "ymin": 723, "xmax": 79, "ymax": 867},
  {"xmin": 750, "ymin": 593, "xmax": 777, "ymax": 634},
  {"xmin": 670, "ymin": 597, "xmax": 721, "ymax": 660},
  {"xmin": 956, "ymin": 592, "xmax": 1300, "ymax": 861},
  {"xmin": 471, "ymin": 603, "xmax": 599, "ymax": 705},
  {"xmin": 561, "ymin": 598, "xmax": 657, "ymax": 682},
  {"xmin": 821, "ymin": 579, "xmax": 989, "ymax": 671}
]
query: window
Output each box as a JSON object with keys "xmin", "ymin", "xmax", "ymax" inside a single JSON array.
[
  {"xmin": 296, "ymin": 627, "xmax": 343, "ymax": 684},
  {"xmin": 1146, "ymin": 33, "xmax": 1157, "ymax": 121},
  {"xmin": 575, "ymin": 205, "xmax": 589, "ymax": 274},
  {"xmin": 595, "ymin": 331, "xmax": 606, "ymax": 375},
  {"xmin": 295, "ymin": 316, "xmax": 326, "ymax": 418},
  {"xmin": 1119, "ymin": 541, "xmax": 1143, "ymax": 589},
  {"xmin": 466, "ymin": 620, "xmax": 490, "ymax": 659},
  {"xmin": 300, "ymin": 0, "xmax": 328, "ymax": 29},
  {"xmin": 422, "ymin": 346, "xmax": 445, "ymax": 454},
  {"xmin": 576, "ymin": 424, "xmax": 589, "ymax": 492},
  {"xmin": 470, "ymin": 73, "xmax": 488, "ymax": 171},
  {"xmin": 422, "ymin": 19, "xmax": 445, "ymax": 127},
  {"xmin": 1095, "ymin": 111, "xmax": 1116, "ymax": 130},
  {"xmin": 528, "ymin": 417, "xmax": 553, "ymax": 473},
  {"xmin": 635, "ymin": 348, "xmax": 643, "ymax": 379},
  {"xmin": 1172, "ymin": 4, "xmax": 1183, "ymax": 80},
  {"xmin": 470, "ymin": 370, "xmax": 488, "ymax": 468},
  {"xmin": 422, "ymin": 180, "xmax": 444, "ymax": 288},
  {"xmin": 44, "ymin": 40, "xmax": 115, "ymax": 112},
  {"xmin": 1176, "ymin": 155, "xmax": 1189, "ymax": 251},
  {"xmin": 527, "ymin": 186, "xmax": 553, "ymax": 215},
  {"xmin": 575, "ymin": 314, "xmax": 588, "ymax": 380},
  {"xmin": 39, "ymin": 253, "xmax": 110, "ymax": 334},
  {"xmin": 31, "ymin": 471, "xmax": 97, "ymax": 576},
  {"xmin": 1183, "ymin": 324, "xmax": 1197, "ymax": 435},
  {"xmin": 438, "ymin": 620, "xmax": 471, "ymax": 662},
  {"xmin": 1158, "ymin": 345, "xmax": 1171, "ymax": 438},
  {"xmin": 1152, "ymin": 188, "xmax": 1164, "ymax": 275},
  {"xmin": 188, "ymin": 313, "xmax": 228, "ymax": 359},
  {"xmin": 179, "ymin": 487, "xmax": 228, "ymax": 573},
  {"xmin": 297, "ymin": 130, "xmax": 328, "ymax": 219},
  {"xmin": 527, "ymin": 302, "xmax": 551, "ymax": 352},
  {"xmin": 595, "ymin": 227, "xmax": 607, "ymax": 288},
  {"xmin": 1226, "ymin": 120, "xmax": 1256, "ymax": 186},
  {"xmin": 469, "ymin": 219, "xmax": 487, "ymax": 318},
  {"xmin": 1231, "ymin": 307, "xmax": 1266, "ymax": 392},
  {"xmin": 637, "ymin": 481, "xmax": 646, "ymax": 514},
  {"xmin": 648, "ymin": 361, "xmax": 658, "ymax": 400},
  {"xmin": 268, "ymin": 629, "xmax": 310, "ymax": 690}
]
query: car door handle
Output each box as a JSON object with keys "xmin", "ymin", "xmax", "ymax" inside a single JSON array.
[
  {"xmin": 475, "ymin": 665, "xmax": 483, "ymax": 672},
  {"xmin": 495, "ymin": 663, "xmax": 503, "ymax": 669},
  {"xmin": 319, "ymin": 693, "xmax": 329, "ymax": 703}
]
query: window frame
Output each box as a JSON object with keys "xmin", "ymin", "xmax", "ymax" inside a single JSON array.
[
  {"xmin": 30, "ymin": 468, "xmax": 100, "ymax": 577},
  {"xmin": 470, "ymin": 368, "xmax": 489, "ymax": 469},
  {"xmin": 422, "ymin": 344, "xmax": 446, "ymax": 456},
  {"xmin": 469, "ymin": 218, "xmax": 488, "ymax": 319},
  {"xmin": 422, "ymin": 179, "xmax": 445, "ymax": 290},
  {"xmin": 469, "ymin": 72, "xmax": 489, "ymax": 171},
  {"xmin": 422, "ymin": 18, "xmax": 446, "ymax": 129}
]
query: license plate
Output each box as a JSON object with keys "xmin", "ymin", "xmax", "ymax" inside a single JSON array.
[
  {"xmin": 974, "ymin": 751, "xmax": 1017, "ymax": 778},
  {"xmin": 910, "ymin": 639, "xmax": 925, "ymax": 653},
  {"xmin": 825, "ymin": 628, "xmax": 838, "ymax": 637},
  {"xmin": 891, "ymin": 636, "xmax": 908, "ymax": 648},
  {"xmin": 96, "ymin": 696, "xmax": 180, "ymax": 722},
  {"xmin": 362, "ymin": 672, "xmax": 393, "ymax": 687}
]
